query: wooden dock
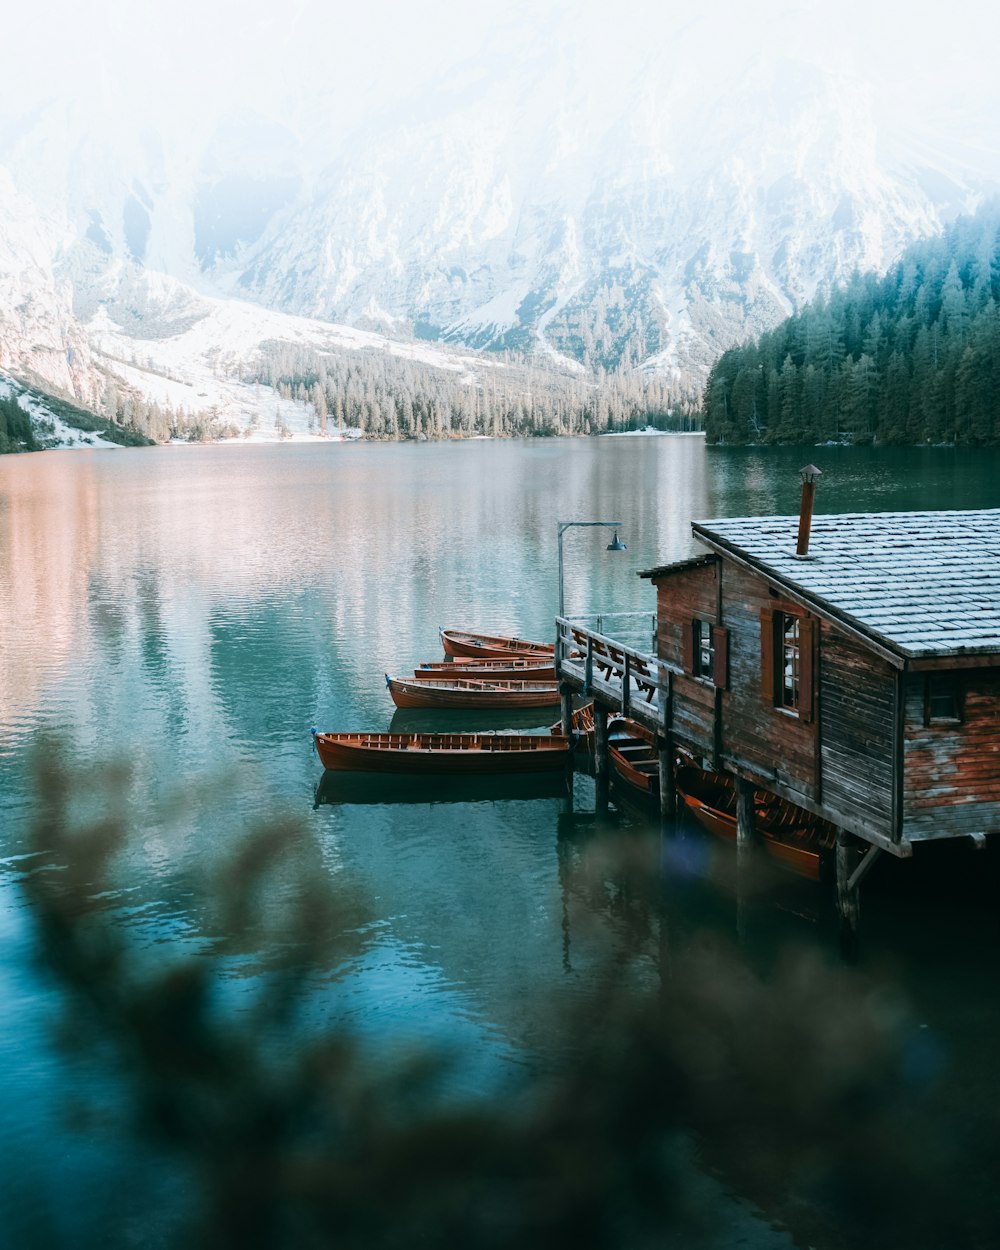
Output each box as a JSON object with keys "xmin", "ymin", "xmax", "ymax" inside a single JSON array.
[{"xmin": 555, "ymin": 617, "xmax": 681, "ymax": 820}]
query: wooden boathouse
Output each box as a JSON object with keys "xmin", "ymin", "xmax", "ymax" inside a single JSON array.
[{"xmin": 555, "ymin": 497, "xmax": 1000, "ymax": 948}]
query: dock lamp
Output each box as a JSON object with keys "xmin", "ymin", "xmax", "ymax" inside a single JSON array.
[{"xmin": 557, "ymin": 520, "xmax": 627, "ymax": 618}]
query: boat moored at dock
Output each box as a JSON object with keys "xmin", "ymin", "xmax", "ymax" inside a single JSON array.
[
  {"xmin": 386, "ymin": 674, "xmax": 561, "ymax": 709},
  {"xmin": 312, "ymin": 729, "xmax": 572, "ymax": 774},
  {"xmin": 607, "ymin": 716, "xmax": 660, "ymax": 798},
  {"xmin": 414, "ymin": 657, "xmax": 557, "ymax": 680},
  {"xmin": 439, "ymin": 627, "xmax": 555, "ymax": 660},
  {"xmin": 674, "ymin": 752, "xmax": 836, "ymax": 881}
]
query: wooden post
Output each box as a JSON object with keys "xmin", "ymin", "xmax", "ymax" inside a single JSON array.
[
  {"xmin": 735, "ymin": 777, "xmax": 755, "ymax": 867},
  {"xmin": 658, "ymin": 664, "xmax": 675, "ymax": 819},
  {"xmin": 735, "ymin": 778, "xmax": 755, "ymax": 946},
  {"xmin": 836, "ymin": 829, "xmax": 861, "ymax": 960},
  {"xmin": 658, "ymin": 741, "xmax": 676, "ymax": 819},
  {"xmin": 560, "ymin": 683, "xmax": 574, "ymax": 739},
  {"xmin": 593, "ymin": 703, "xmax": 610, "ymax": 782}
]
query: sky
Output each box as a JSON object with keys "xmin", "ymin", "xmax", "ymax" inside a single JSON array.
[{"xmin": 5, "ymin": 0, "xmax": 1000, "ymax": 169}]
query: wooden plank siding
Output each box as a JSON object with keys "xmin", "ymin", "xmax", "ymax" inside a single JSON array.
[
  {"xmin": 714, "ymin": 564, "xmax": 819, "ymax": 802},
  {"xmin": 653, "ymin": 560, "xmax": 899, "ymax": 845},
  {"xmin": 655, "ymin": 562, "xmax": 719, "ymax": 755},
  {"xmin": 655, "ymin": 562, "xmax": 718, "ymax": 670},
  {"xmin": 819, "ymin": 626, "xmax": 896, "ymax": 842},
  {"xmin": 902, "ymin": 670, "xmax": 1000, "ymax": 840}
]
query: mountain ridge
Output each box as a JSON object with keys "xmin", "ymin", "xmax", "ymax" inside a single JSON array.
[{"xmin": 1, "ymin": 22, "xmax": 998, "ymax": 428}]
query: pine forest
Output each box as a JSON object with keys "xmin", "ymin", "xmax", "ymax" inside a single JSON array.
[{"xmin": 702, "ymin": 202, "xmax": 1000, "ymax": 446}]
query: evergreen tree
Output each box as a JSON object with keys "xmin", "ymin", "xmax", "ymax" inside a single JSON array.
[{"xmin": 702, "ymin": 198, "xmax": 1000, "ymax": 445}]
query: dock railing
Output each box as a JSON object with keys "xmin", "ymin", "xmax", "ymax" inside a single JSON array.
[
  {"xmin": 561, "ymin": 611, "xmax": 656, "ymax": 653},
  {"xmin": 555, "ymin": 616, "xmax": 681, "ymax": 733}
]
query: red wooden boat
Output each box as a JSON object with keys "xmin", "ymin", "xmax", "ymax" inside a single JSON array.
[
  {"xmin": 607, "ymin": 716, "xmax": 660, "ymax": 798},
  {"xmin": 414, "ymin": 658, "xmax": 557, "ymax": 681},
  {"xmin": 439, "ymin": 627, "xmax": 554, "ymax": 660},
  {"xmin": 312, "ymin": 730, "xmax": 572, "ymax": 774},
  {"xmin": 549, "ymin": 702, "xmax": 596, "ymax": 742},
  {"xmin": 386, "ymin": 674, "xmax": 561, "ymax": 709},
  {"xmin": 603, "ymin": 720, "xmax": 834, "ymax": 880},
  {"xmin": 674, "ymin": 751, "xmax": 837, "ymax": 881}
]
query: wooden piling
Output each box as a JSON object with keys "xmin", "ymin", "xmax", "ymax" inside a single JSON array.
[
  {"xmin": 658, "ymin": 741, "xmax": 676, "ymax": 819},
  {"xmin": 658, "ymin": 663, "xmax": 675, "ymax": 819},
  {"xmin": 735, "ymin": 777, "xmax": 755, "ymax": 866},
  {"xmin": 836, "ymin": 829, "xmax": 861, "ymax": 960},
  {"xmin": 559, "ymin": 683, "xmax": 574, "ymax": 739},
  {"xmin": 593, "ymin": 703, "xmax": 610, "ymax": 782}
]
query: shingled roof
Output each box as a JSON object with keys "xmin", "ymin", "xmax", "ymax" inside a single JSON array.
[{"xmin": 687, "ymin": 509, "xmax": 1000, "ymax": 660}]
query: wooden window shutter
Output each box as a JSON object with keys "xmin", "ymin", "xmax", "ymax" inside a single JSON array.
[
  {"xmin": 712, "ymin": 625, "xmax": 729, "ymax": 689},
  {"xmin": 799, "ymin": 617, "xmax": 816, "ymax": 722},
  {"xmin": 760, "ymin": 609, "xmax": 774, "ymax": 701},
  {"xmin": 681, "ymin": 621, "xmax": 695, "ymax": 674}
]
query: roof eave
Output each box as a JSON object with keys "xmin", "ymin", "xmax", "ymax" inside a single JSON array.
[
  {"xmin": 692, "ymin": 525, "xmax": 910, "ymax": 669},
  {"xmin": 637, "ymin": 554, "xmax": 716, "ymax": 581}
]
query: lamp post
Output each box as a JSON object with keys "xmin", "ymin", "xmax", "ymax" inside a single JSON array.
[{"xmin": 557, "ymin": 520, "xmax": 627, "ymax": 619}]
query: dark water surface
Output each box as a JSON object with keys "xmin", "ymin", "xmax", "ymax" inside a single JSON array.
[{"xmin": 2, "ymin": 437, "xmax": 1000, "ymax": 1247}]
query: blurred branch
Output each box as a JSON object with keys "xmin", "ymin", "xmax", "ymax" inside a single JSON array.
[{"xmin": 22, "ymin": 747, "xmax": 950, "ymax": 1250}]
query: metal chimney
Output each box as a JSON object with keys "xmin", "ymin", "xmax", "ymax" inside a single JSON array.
[{"xmin": 795, "ymin": 465, "xmax": 822, "ymax": 557}]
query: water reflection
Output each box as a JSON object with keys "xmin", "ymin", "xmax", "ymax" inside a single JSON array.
[
  {"xmin": 314, "ymin": 769, "xmax": 570, "ymax": 808},
  {"xmin": 4, "ymin": 439, "xmax": 1000, "ymax": 1249}
]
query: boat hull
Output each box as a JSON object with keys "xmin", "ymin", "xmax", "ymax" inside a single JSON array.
[
  {"xmin": 387, "ymin": 676, "xmax": 561, "ymax": 709},
  {"xmin": 675, "ymin": 757, "xmax": 834, "ymax": 882},
  {"xmin": 439, "ymin": 627, "xmax": 554, "ymax": 660},
  {"xmin": 314, "ymin": 731, "xmax": 572, "ymax": 774},
  {"xmin": 607, "ymin": 717, "xmax": 660, "ymax": 798},
  {"xmin": 549, "ymin": 702, "xmax": 596, "ymax": 742},
  {"xmin": 414, "ymin": 659, "xmax": 557, "ymax": 681}
]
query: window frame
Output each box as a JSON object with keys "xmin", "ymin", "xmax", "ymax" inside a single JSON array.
[
  {"xmin": 693, "ymin": 618, "xmax": 715, "ymax": 681},
  {"xmin": 761, "ymin": 604, "xmax": 815, "ymax": 722},
  {"xmin": 778, "ymin": 612, "xmax": 801, "ymax": 712},
  {"xmin": 682, "ymin": 618, "xmax": 729, "ymax": 689},
  {"xmin": 923, "ymin": 673, "xmax": 963, "ymax": 726}
]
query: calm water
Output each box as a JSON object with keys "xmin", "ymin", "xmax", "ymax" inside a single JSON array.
[{"xmin": 2, "ymin": 437, "xmax": 1000, "ymax": 1247}]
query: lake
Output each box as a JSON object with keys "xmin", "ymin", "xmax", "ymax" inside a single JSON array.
[{"xmin": 2, "ymin": 436, "xmax": 1000, "ymax": 1248}]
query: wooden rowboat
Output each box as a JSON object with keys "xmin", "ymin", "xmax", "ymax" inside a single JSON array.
[
  {"xmin": 414, "ymin": 658, "xmax": 557, "ymax": 681},
  {"xmin": 386, "ymin": 674, "xmax": 561, "ymax": 709},
  {"xmin": 313, "ymin": 730, "xmax": 572, "ymax": 774},
  {"xmin": 607, "ymin": 716, "xmax": 660, "ymax": 798},
  {"xmin": 674, "ymin": 751, "xmax": 837, "ymax": 882},
  {"xmin": 549, "ymin": 702, "xmax": 596, "ymax": 742},
  {"xmin": 439, "ymin": 627, "xmax": 554, "ymax": 660},
  {"xmin": 602, "ymin": 719, "xmax": 834, "ymax": 880}
]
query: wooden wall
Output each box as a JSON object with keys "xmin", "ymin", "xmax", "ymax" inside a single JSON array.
[
  {"xmin": 654, "ymin": 559, "xmax": 898, "ymax": 841},
  {"xmin": 903, "ymin": 670, "xmax": 1000, "ymax": 841},
  {"xmin": 819, "ymin": 626, "xmax": 896, "ymax": 841},
  {"xmin": 716, "ymin": 563, "xmax": 818, "ymax": 805},
  {"xmin": 654, "ymin": 558, "xmax": 1000, "ymax": 848},
  {"xmin": 655, "ymin": 563, "xmax": 718, "ymax": 751}
]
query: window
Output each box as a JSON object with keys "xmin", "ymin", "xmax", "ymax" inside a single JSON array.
[
  {"xmin": 695, "ymin": 619, "xmax": 714, "ymax": 678},
  {"xmin": 924, "ymin": 674, "xmax": 962, "ymax": 725},
  {"xmin": 779, "ymin": 613, "xmax": 800, "ymax": 710},
  {"xmin": 682, "ymin": 619, "xmax": 729, "ymax": 688},
  {"xmin": 760, "ymin": 607, "xmax": 815, "ymax": 720}
]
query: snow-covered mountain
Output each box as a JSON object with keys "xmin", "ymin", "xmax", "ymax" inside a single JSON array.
[{"xmin": 1, "ymin": 3, "xmax": 998, "ymax": 428}]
